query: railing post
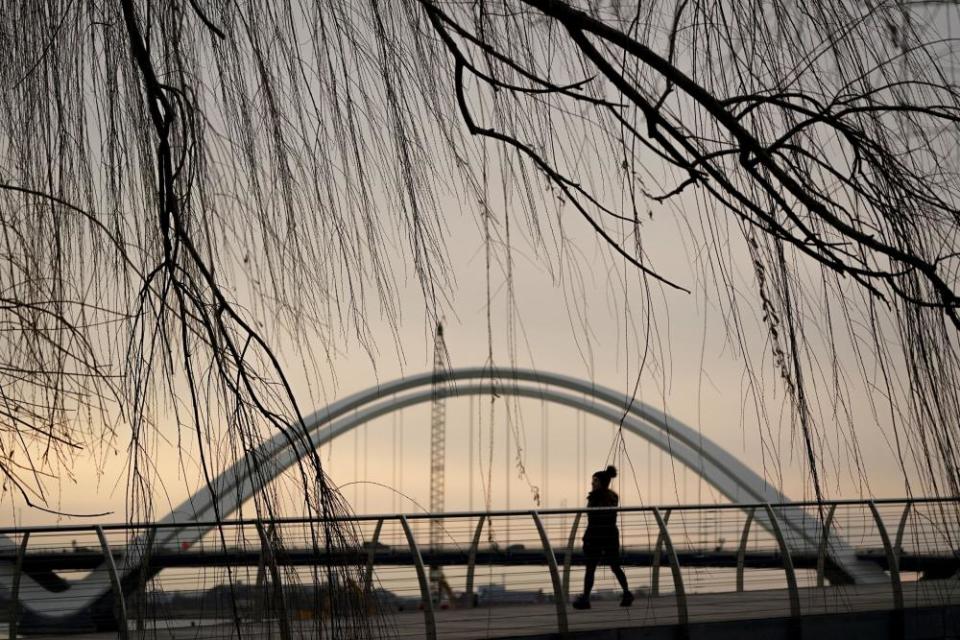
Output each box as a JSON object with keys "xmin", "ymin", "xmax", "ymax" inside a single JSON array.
[
  {"xmin": 255, "ymin": 524, "xmax": 270, "ymax": 621},
  {"xmin": 868, "ymin": 501, "xmax": 903, "ymax": 610},
  {"xmin": 652, "ymin": 507, "xmax": 687, "ymax": 631},
  {"xmin": 134, "ymin": 528, "xmax": 156, "ymax": 632},
  {"xmin": 763, "ymin": 504, "xmax": 801, "ymax": 629},
  {"xmin": 816, "ymin": 503, "xmax": 837, "ymax": 587},
  {"xmin": 561, "ymin": 512, "xmax": 581, "ymax": 598},
  {"xmin": 8, "ymin": 532, "xmax": 29, "ymax": 640},
  {"xmin": 256, "ymin": 521, "xmax": 292, "ymax": 640},
  {"xmin": 532, "ymin": 511, "xmax": 568, "ymax": 637},
  {"xmin": 363, "ymin": 519, "xmax": 384, "ymax": 595},
  {"xmin": 736, "ymin": 506, "xmax": 756, "ymax": 592},
  {"xmin": 651, "ymin": 508, "xmax": 672, "ymax": 597},
  {"xmin": 869, "ymin": 501, "xmax": 905, "ymax": 638},
  {"xmin": 895, "ymin": 501, "xmax": 912, "ymax": 566},
  {"xmin": 464, "ymin": 515, "xmax": 487, "ymax": 606},
  {"xmin": 400, "ymin": 515, "xmax": 437, "ymax": 640},
  {"xmin": 95, "ymin": 526, "xmax": 129, "ymax": 640}
]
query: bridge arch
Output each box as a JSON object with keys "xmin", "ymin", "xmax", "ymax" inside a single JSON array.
[
  {"xmin": 128, "ymin": 368, "xmax": 897, "ymax": 582},
  {"xmin": 2, "ymin": 368, "xmax": 885, "ymax": 630},
  {"xmin": 167, "ymin": 367, "xmax": 794, "ymax": 523}
]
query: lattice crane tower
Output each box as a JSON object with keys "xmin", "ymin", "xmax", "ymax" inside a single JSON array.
[
  {"xmin": 429, "ymin": 322, "xmax": 448, "ymax": 543},
  {"xmin": 429, "ymin": 322, "xmax": 451, "ymax": 602}
]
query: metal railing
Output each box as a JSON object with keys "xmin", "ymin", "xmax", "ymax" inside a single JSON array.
[{"xmin": 0, "ymin": 497, "xmax": 958, "ymax": 639}]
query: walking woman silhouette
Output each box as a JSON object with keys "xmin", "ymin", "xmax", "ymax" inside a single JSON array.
[{"xmin": 572, "ymin": 465, "xmax": 633, "ymax": 609}]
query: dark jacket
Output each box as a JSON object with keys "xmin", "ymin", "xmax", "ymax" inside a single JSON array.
[{"xmin": 583, "ymin": 489, "xmax": 619, "ymax": 546}]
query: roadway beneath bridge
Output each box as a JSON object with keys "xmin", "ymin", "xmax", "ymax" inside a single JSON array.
[{"xmin": 17, "ymin": 578, "xmax": 960, "ymax": 639}]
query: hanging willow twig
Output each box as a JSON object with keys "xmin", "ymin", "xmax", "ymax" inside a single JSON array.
[{"xmin": 0, "ymin": 1, "xmax": 959, "ymax": 613}]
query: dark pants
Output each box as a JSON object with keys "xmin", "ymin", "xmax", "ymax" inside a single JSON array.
[{"xmin": 582, "ymin": 539, "xmax": 629, "ymax": 596}]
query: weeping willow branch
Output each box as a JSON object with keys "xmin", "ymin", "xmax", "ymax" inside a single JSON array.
[
  {"xmin": 415, "ymin": 0, "xmax": 960, "ymax": 498},
  {"xmin": 0, "ymin": 0, "xmax": 959, "ymax": 595}
]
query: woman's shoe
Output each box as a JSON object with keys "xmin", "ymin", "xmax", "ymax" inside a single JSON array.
[
  {"xmin": 571, "ymin": 594, "xmax": 591, "ymax": 609},
  {"xmin": 620, "ymin": 591, "xmax": 634, "ymax": 607}
]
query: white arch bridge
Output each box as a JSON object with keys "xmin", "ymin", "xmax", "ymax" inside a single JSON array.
[{"xmin": 0, "ymin": 367, "xmax": 887, "ymax": 632}]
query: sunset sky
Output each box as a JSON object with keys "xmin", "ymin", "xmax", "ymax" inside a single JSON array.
[{"xmin": 0, "ymin": 181, "xmax": 919, "ymax": 528}]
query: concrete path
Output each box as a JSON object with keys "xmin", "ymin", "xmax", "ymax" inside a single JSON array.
[{"xmin": 18, "ymin": 579, "xmax": 960, "ymax": 639}]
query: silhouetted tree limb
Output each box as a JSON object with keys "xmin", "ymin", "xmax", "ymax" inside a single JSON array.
[{"xmin": 0, "ymin": 0, "xmax": 958, "ymax": 572}]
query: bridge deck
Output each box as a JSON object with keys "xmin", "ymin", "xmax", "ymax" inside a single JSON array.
[{"xmin": 18, "ymin": 579, "xmax": 960, "ymax": 639}]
